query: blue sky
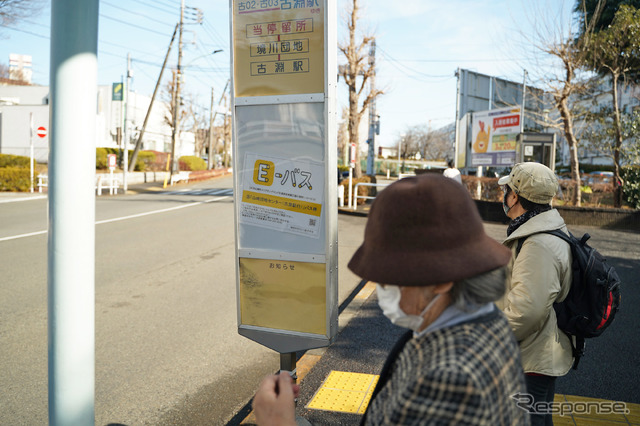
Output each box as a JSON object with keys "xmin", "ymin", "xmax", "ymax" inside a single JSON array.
[{"xmin": 0, "ymin": 0, "xmax": 576, "ymax": 147}]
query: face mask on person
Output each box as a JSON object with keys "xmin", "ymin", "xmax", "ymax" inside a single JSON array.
[
  {"xmin": 502, "ymin": 188, "xmax": 514, "ymax": 216},
  {"xmin": 376, "ymin": 284, "xmax": 441, "ymax": 332}
]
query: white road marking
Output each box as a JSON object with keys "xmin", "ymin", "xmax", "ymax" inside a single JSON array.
[
  {"xmin": 0, "ymin": 195, "xmax": 230, "ymax": 242},
  {"xmin": 0, "ymin": 196, "xmax": 47, "ymax": 204}
]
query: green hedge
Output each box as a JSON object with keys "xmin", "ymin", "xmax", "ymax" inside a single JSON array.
[
  {"xmin": 622, "ymin": 166, "xmax": 640, "ymax": 209},
  {"xmin": 0, "ymin": 167, "xmax": 31, "ymax": 192},
  {"xmin": 96, "ymin": 148, "xmax": 150, "ymax": 171},
  {"xmin": 0, "ymin": 153, "xmax": 30, "ymax": 168},
  {"xmin": 136, "ymin": 151, "xmax": 156, "ymax": 171},
  {"xmin": 179, "ymin": 155, "xmax": 207, "ymax": 171}
]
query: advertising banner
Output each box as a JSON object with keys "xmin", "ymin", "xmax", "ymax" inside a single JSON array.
[
  {"xmin": 471, "ymin": 107, "xmax": 520, "ymax": 167},
  {"xmin": 232, "ymin": 0, "xmax": 325, "ymax": 97},
  {"xmin": 240, "ymin": 152, "xmax": 324, "ymax": 238}
]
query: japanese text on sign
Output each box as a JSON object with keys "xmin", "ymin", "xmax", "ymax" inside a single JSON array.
[
  {"xmin": 241, "ymin": 153, "xmax": 324, "ymax": 238},
  {"xmin": 233, "ymin": 0, "xmax": 324, "ymax": 96},
  {"xmin": 237, "ymin": 0, "xmax": 320, "ymax": 13}
]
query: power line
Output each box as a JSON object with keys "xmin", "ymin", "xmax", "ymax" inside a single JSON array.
[
  {"xmin": 0, "ymin": 23, "xmax": 48, "ymax": 40},
  {"xmin": 102, "ymin": 0, "xmax": 176, "ymax": 29},
  {"xmin": 100, "ymin": 14, "xmax": 169, "ymax": 37},
  {"xmin": 377, "ymin": 46, "xmax": 452, "ymax": 79},
  {"xmin": 131, "ymin": 0, "xmax": 178, "ymax": 16}
]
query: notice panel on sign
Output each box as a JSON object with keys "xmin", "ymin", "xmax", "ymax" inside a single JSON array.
[{"xmin": 239, "ymin": 257, "xmax": 326, "ymax": 335}]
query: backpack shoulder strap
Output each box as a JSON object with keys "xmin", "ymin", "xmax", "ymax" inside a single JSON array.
[
  {"xmin": 542, "ymin": 229, "xmax": 573, "ymax": 244},
  {"xmin": 515, "ymin": 229, "xmax": 576, "ymax": 258}
]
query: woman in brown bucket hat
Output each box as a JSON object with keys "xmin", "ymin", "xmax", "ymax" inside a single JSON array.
[{"xmin": 253, "ymin": 174, "xmax": 530, "ymax": 425}]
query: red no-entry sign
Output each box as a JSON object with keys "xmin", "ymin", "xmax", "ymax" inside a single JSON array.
[{"xmin": 36, "ymin": 126, "xmax": 47, "ymax": 138}]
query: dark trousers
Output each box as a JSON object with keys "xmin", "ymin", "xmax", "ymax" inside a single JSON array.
[{"xmin": 525, "ymin": 374, "xmax": 557, "ymax": 426}]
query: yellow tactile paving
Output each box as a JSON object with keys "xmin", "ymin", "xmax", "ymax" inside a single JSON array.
[
  {"xmin": 354, "ymin": 281, "xmax": 377, "ymax": 301},
  {"xmin": 306, "ymin": 371, "xmax": 379, "ymax": 414},
  {"xmin": 626, "ymin": 401, "xmax": 640, "ymax": 425},
  {"xmin": 552, "ymin": 394, "xmax": 640, "ymax": 425}
]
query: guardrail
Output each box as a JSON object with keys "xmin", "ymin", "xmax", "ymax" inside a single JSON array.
[{"xmin": 352, "ymin": 182, "xmax": 389, "ymax": 210}]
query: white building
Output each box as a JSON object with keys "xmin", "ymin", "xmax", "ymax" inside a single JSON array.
[
  {"xmin": 0, "ymin": 84, "xmax": 196, "ymax": 163},
  {"xmin": 557, "ymin": 78, "xmax": 640, "ymax": 167}
]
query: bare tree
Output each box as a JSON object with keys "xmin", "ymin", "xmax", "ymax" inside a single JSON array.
[
  {"xmin": 337, "ymin": 107, "xmax": 350, "ymax": 166},
  {"xmin": 521, "ymin": 1, "xmax": 604, "ymax": 206},
  {"xmin": 183, "ymin": 94, "xmax": 208, "ymax": 158},
  {"xmin": 0, "ymin": 0, "xmax": 44, "ymax": 27},
  {"xmin": 395, "ymin": 124, "xmax": 452, "ymax": 162},
  {"xmin": 338, "ymin": 0, "xmax": 383, "ymax": 178},
  {"xmin": 585, "ymin": 4, "xmax": 640, "ymax": 207},
  {"xmin": 0, "ymin": 62, "xmax": 29, "ymax": 84}
]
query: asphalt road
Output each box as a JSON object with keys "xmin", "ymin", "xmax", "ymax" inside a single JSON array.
[
  {"xmin": 0, "ymin": 177, "xmax": 366, "ymax": 425},
  {"xmin": 2, "ymin": 178, "xmax": 638, "ymax": 425}
]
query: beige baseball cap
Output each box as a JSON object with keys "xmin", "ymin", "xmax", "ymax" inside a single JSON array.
[{"xmin": 498, "ymin": 162, "xmax": 559, "ymax": 204}]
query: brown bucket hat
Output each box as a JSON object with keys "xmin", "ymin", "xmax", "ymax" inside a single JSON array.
[{"xmin": 348, "ymin": 174, "xmax": 511, "ymax": 286}]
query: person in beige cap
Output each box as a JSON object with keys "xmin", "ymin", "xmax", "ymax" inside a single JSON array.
[
  {"xmin": 253, "ymin": 174, "xmax": 530, "ymax": 425},
  {"xmin": 497, "ymin": 162, "xmax": 573, "ymax": 426}
]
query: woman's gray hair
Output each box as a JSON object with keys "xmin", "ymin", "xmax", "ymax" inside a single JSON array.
[{"xmin": 449, "ymin": 266, "xmax": 507, "ymax": 311}]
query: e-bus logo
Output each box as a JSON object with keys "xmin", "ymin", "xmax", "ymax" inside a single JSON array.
[{"xmin": 253, "ymin": 160, "xmax": 274, "ymax": 186}]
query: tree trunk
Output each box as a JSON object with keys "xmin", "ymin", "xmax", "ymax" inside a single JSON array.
[
  {"xmin": 349, "ymin": 75, "xmax": 362, "ymax": 177},
  {"xmin": 611, "ymin": 73, "xmax": 624, "ymax": 207},
  {"xmin": 556, "ymin": 86, "xmax": 582, "ymax": 206}
]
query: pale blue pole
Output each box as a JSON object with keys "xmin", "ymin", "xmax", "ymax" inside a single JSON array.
[{"xmin": 48, "ymin": 0, "xmax": 99, "ymax": 424}]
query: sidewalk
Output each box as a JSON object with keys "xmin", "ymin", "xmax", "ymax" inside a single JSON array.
[{"xmin": 239, "ymin": 282, "xmax": 640, "ymax": 425}]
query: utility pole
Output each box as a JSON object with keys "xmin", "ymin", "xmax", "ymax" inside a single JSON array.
[
  {"xmin": 520, "ymin": 69, "xmax": 527, "ymax": 134},
  {"xmin": 223, "ymin": 92, "xmax": 231, "ymax": 167},
  {"xmin": 123, "ymin": 53, "xmax": 131, "ymax": 192},
  {"xmin": 210, "ymin": 79, "xmax": 230, "ymax": 162},
  {"xmin": 208, "ymin": 87, "xmax": 214, "ymax": 169},
  {"xmin": 170, "ymin": 0, "xmax": 185, "ymax": 178},
  {"xmin": 129, "ymin": 24, "xmax": 179, "ymax": 172},
  {"xmin": 366, "ymin": 40, "xmax": 377, "ymax": 176}
]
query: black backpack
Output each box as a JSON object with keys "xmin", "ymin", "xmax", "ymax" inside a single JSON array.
[{"xmin": 516, "ymin": 230, "xmax": 622, "ymax": 369}]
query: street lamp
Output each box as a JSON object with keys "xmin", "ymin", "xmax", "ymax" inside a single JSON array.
[{"xmin": 183, "ymin": 49, "xmax": 223, "ymax": 68}]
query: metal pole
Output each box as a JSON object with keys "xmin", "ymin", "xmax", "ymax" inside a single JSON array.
[
  {"xmin": 453, "ymin": 68, "xmax": 460, "ymax": 169},
  {"xmin": 280, "ymin": 353, "xmax": 297, "ymax": 379},
  {"xmin": 366, "ymin": 40, "xmax": 376, "ymax": 176},
  {"xmin": 30, "ymin": 112, "xmax": 34, "ymax": 193},
  {"xmin": 397, "ymin": 136, "xmax": 403, "ymax": 176},
  {"xmin": 208, "ymin": 87, "xmax": 214, "ymax": 169},
  {"xmin": 520, "ymin": 70, "xmax": 527, "ymax": 134},
  {"xmin": 123, "ymin": 53, "xmax": 131, "ymax": 193},
  {"xmin": 48, "ymin": 0, "xmax": 98, "ymax": 424},
  {"xmin": 170, "ymin": 0, "xmax": 185, "ymax": 178}
]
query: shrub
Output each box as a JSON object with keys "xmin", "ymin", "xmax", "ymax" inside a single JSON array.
[
  {"xmin": 339, "ymin": 174, "xmax": 375, "ymax": 205},
  {"xmin": 136, "ymin": 151, "xmax": 156, "ymax": 171},
  {"xmin": 0, "ymin": 167, "xmax": 31, "ymax": 191},
  {"xmin": 96, "ymin": 148, "xmax": 108, "ymax": 169},
  {"xmin": 622, "ymin": 166, "xmax": 640, "ymax": 209},
  {"xmin": 0, "ymin": 153, "xmax": 30, "ymax": 168},
  {"xmin": 179, "ymin": 155, "xmax": 207, "ymax": 171},
  {"xmin": 96, "ymin": 148, "xmax": 120, "ymax": 170},
  {"xmin": 461, "ymin": 176, "xmax": 502, "ymax": 201}
]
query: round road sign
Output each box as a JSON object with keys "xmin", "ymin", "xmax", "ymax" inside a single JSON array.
[{"xmin": 36, "ymin": 126, "xmax": 47, "ymax": 138}]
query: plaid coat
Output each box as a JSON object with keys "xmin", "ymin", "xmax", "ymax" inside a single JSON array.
[{"xmin": 362, "ymin": 308, "xmax": 529, "ymax": 425}]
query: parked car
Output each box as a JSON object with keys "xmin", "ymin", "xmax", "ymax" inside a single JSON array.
[{"xmin": 588, "ymin": 171, "xmax": 613, "ymax": 185}]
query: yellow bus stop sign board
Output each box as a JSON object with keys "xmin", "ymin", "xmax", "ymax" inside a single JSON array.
[
  {"xmin": 232, "ymin": 1, "xmax": 325, "ymax": 97},
  {"xmin": 239, "ymin": 257, "xmax": 326, "ymax": 335}
]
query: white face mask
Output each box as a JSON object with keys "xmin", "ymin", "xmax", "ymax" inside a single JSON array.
[{"xmin": 376, "ymin": 284, "xmax": 441, "ymax": 332}]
